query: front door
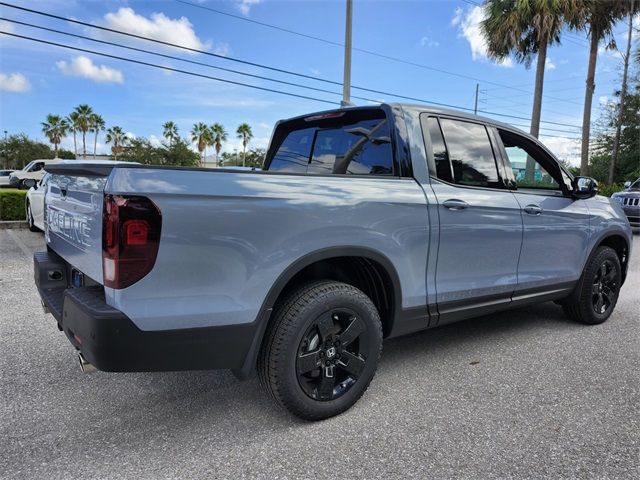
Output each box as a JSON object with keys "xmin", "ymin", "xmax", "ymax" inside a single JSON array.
[
  {"xmin": 494, "ymin": 128, "xmax": 590, "ymax": 297},
  {"xmin": 422, "ymin": 116, "xmax": 523, "ymax": 324}
]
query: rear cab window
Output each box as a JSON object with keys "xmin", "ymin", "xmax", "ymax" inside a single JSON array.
[{"xmin": 265, "ymin": 109, "xmax": 394, "ymax": 176}]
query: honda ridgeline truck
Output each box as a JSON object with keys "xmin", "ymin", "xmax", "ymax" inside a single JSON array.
[{"xmin": 34, "ymin": 104, "xmax": 633, "ymax": 420}]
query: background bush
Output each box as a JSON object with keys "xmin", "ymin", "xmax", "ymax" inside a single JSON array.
[
  {"xmin": 597, "ymin": 183, "xmax": 625, "ymax": 198},
  {"xmin": 0, "ymin": 189, "xmax": 27, "ymax": 221}
]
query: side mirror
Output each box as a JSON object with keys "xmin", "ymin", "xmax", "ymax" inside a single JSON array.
[
  {"xmin": 624, "ymin": 181, "xmax": 632, "ymax": 189},
  {"xmin": 22, "ymin": 179, "xmax": 36, "ymax": 190},
  {"xmin": 572, "ymin": 176, "xmax": 598, "ymax": 199}
]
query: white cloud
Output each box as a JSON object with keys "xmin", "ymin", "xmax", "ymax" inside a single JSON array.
[
  {"xmin": 56, "ymin": 56, "xmax": 124, "ymax": 84},
  {"xmin": 236, "ymin": 0, "xmax": 261, "ymax": 16},
  {"xmin": 0, "ymin": 20, "xmax": 15, "ymax": 33},
  {"xmin": 452, "ymin": 6, "xmax": 513, "ymax": 68},
  {"xmin": 598, "ymin": 44, "xmax": 622, "ymax": 60},
  {"xmin": 309, "ymin": 68, "xmax": 321, "ymax": 76},
  {"xmin": 419, "ymin": 36, "xmax": 439, "ymax": 48},
  {"xmin": 0, "ymin": 72, "xmax": 31, "ymax": 92},
  {"xmin": 545, "ymin": 58, "xmax": 556, "ymax": 70},
  {"xmin": 214, "ymin": 43, "xmax": 230, "ymax": 56},
  {"xmin": 100, "ymin": 7, "xmax": 211, "ymax": 53},
  {"xmin": 540, "ymin": 136, "xmax": 581, "ymax": 166},
  {"xmin": 148, "ymin": 134, "xmax": 163, "ymax": 147}
]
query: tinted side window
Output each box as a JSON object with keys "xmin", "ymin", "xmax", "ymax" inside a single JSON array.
[
  {"xmin": 439, "ymin": 119, "xmax": 501, "ymax": 188},
  {"xmin": 423, "ymin": 117, "xmax": 453, "ymax": 183},
  {"xmin": 268, "ymin": 127, "xmax": 315, "ymax": 173},
  {"xmin": 498, "ymin": 130, "xmax": 562, "ymax": 191},
  {"xmin": 307, "ymin": 118, "xmax": 392, "ymax": 175}
]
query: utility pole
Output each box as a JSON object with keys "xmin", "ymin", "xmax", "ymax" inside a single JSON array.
[
  {"xmin": 341, "ymin": 0, "xmax": 353, "ymax": 107},
  {"xmin": 474, "ymin": 83, "xmax": 479, "ymax": 115}
]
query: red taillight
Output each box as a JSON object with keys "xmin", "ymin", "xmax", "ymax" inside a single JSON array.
[{"xmin": 102, "ymin": 195, "xmax": 162, "ymax": 289}]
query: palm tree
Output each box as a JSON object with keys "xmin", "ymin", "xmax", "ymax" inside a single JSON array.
[
  {"xmin": 236, "ymin": 123, "xmax": 253, "ymax": 167},
  {"xmin": 66, "ymin": 111, "xmax": 80, "ymax": 157},
  {"xmin": 41, "ymin": 114, "xmax": 69, "ymax": 157},
  {"xmin": 609, "ymin": 0, "xmax": 637, "ymax": 183},
  {"xmin": 163, "ymin": 121, "xmax": 179, "ymax": 146},
  {"xmin": 191, "ymin": 122, "xmax": 211, "ymax": 166},
  {"xmin": 89, "ymin": 113, "xmax": 105, "ymax": 159},
  {"xmin": 105, "ymin": 126, "xmax": 127, "ymax": 160},
  {"xmin": 71, "ymin": 104, "xmax": 94, "ymax": 159},
  {"xmin": 482, "ymin": 0, "xmax": 566, "ymax": 182},
  {"xmin": 211, "ymin": 123, "xmax": 228, "ymax": 166},
  {"xmin": 567, "ymin": 1, "xmax": 630, "ymax": 176}
]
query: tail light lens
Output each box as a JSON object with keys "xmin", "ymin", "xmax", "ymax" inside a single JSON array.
[{"xmin": 102, "ymin": 195, "xmax": 162, "ymax": 289}]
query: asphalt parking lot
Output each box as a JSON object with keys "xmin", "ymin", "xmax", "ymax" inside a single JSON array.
[{"xmin": 1, "ymin": 229, "xmax": 638, "ymax": 479}]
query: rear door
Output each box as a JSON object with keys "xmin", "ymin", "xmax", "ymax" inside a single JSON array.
[
  {"xmin": 421, "ymin": 115, "xmax": 523, "ymax": 323},
  {"xmin": 493, "ymin": 128, "xmax": 590, "ymax": 295}
]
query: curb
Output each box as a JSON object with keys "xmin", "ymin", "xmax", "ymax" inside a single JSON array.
[{"xmin": 0, "ymin": 221, "xmax": 28, "ymax": 230}]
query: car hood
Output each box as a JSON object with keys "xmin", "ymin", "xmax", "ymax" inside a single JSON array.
[{"xmin": 612, "ymin": 191, "xmax": 640, "ymax": 198}]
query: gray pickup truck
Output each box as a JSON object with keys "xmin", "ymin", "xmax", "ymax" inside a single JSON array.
[{"xmin": 34, "ymin": 104, "xmax": 633, "ymax": 420}]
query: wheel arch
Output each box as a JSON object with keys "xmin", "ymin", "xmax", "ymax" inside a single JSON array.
[
  {"xmin": 588, "ymin": 232, "xmax": 630, "ymax": 285},
  {"xmin": 234, "ymin": 246, "xmax": 402, "ymax": 379}
]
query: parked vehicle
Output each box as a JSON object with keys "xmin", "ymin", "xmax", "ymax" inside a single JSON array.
[
  {"xmin": 8, "ymin": 159, "xmax": 63, "ymax": 189},
  {"xmin": 24, "ymin": 174, "xmax": 50, "ymax": 231},
  {"xmin": 0, "ymin": 169, "xmax": 16, "ymax": 188},
  {"xmin": 611, "ymin": 178, "xmax": 640, "ymax": 232},
  {"xmin": 34, "ymin": 105, "xmax": 633, "ymax": 420}
]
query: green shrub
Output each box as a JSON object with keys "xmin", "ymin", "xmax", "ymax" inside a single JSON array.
[
  {"xmin": 0, "ymin": 189, "xmax": 27, "ymax": 221},
  {"xmin": 597, "ymin": 183, "xmax": 624, "ymax": 198}
]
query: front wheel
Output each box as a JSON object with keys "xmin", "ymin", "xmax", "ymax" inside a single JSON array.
[
  {"xmin": 563, "ymin": 246, "xmax": 621, "ymax": 325},
  {"xmin": 26, "ymin": 201, "xmax": 39, "ymax": 232},
  {"xmin": 259, "ymin": 281, "xmax": 383, "ymax": 421}
]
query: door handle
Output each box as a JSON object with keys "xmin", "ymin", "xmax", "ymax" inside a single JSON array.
[
  {"xmin": 442, "ymin": 199, "xmax": 469, "ymax": 210},
  {"xmin": 524, "ymin": 204, "xmax": 542, "ymax": 215}
]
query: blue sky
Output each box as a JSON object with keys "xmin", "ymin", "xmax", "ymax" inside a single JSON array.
[{"xmin": 0, "ymin": 0, "xmax": 636, "ymax": 164}]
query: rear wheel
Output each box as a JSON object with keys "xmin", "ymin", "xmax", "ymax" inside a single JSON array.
[
  {"xmin": 259, "ymin": 281, "xmax": 382, "ymax": 420},
  {"xmin": 563, "ymin": 246, "xmax": 621, "ymax": 325},
  {"xmin": 26, "ymin": 202, "xmax": 39, "ymax": 232}
]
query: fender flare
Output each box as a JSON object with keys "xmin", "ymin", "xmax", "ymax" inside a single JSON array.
[{"xmin": 233, "ymin": 246, "xmax": 402, "ymax": 379}]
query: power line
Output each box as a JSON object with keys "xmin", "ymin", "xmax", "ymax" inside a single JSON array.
[
  {"xmin": 0, "ymin": 10, "xmax": 589, "ymax": 129},
  {"xmin": 174, "ymin": 0, "xmax": 584, "ymax": 105},
  {"xmin": 0, "ymin": 2, "xmax": 592, "ymax": 128},
  {"xmin": 2, "ymin": 28, "xmax": 588, "ymax": 133},
  {"xmin": 0, "ymin": 17, "xmax": 379, "ymax": 103},
  {"xmin": 0, "ymin": 31, "xmax": 339, "ymax": 105}
]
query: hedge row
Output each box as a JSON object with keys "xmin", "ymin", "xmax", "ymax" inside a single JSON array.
[{"xmin": 0, "ymin": 189, "xmax": 27, "ymax": 221}]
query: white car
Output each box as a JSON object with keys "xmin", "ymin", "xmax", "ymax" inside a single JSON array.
[
  {"xmin": 25, "ymin": 173, "xmax": 50, "ymax": 231},
  {"xmin": 0, "ymin": 169, "xmax": 16, "ymax": 188},
  {"xmin": 9, "ymin": 159, "xmax": 63, "ymax": 189}
]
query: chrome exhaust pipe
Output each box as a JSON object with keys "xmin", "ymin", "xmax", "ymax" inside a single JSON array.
[{"xmin": 78, "ymin": 353, "xmax": 97, "ymax": 374}]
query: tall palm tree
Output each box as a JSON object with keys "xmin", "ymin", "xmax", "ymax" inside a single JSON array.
[
  {"xmin": 191, "ymin": 122, "xmax": 211, "ymax": 166},
  {"xmin": 609, "ymin": 0, "xmax": 637, "ymax": 183},
  {"xmin": 482, "ymin": 0, "xmax": 566, "ymax": 181},
  {"xmin": 163, "ymin": 121, "xmax": 179, "ymax": 146},
  {"xmin": 236, "ymin": 123, "xmax": 253, "ymax": 167},
  {"xmin": 66, "ymin": 111, "xmax": 80, "ymax": 157},
  {"xmin": 567, "ymin": 1, "xmax": 630, "ymax": 176},
  {"xmin": 105, "ymin": 126, "xmax": 127, "ymax": 160},
  {"xmin": 41, "ymin": 114, "xmax": 69, "ymax": 157},
  {"xmin": 211, "ymin": 123, "xmax": 228, "ymax": 166},
  {"xmin": 89, "ymin": 113, "xmax": 105, "ymax": 159},
  {"xmin": 71, "ymin": 104, "xmax": 94, "ymax": 159}
]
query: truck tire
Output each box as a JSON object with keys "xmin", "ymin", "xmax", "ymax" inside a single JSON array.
[
  {"xmin": 562, "ymin": 246, "xmax": 621, "ymax": 325},
  {"xmin": 258, "ymin": 281, "xmax": 383, "ymax": 421}
]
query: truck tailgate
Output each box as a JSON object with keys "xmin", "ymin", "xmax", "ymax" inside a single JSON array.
[{"xmin": 45, "ymin": 164, "xmax": 111, "ymax": 284}]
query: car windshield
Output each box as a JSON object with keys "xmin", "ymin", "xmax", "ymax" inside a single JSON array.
[
  {"xmin": 629, "ymin": 179, "xmax": 640, "ymax": 191},
  {"xmin": 23, "ymin": 161, "xmax": 35, "ymax": 171}
]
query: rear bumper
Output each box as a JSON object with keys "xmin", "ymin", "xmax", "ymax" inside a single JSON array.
[{"xmin": 34, "ymin": 250, "xmax": 259, "ymax": 373}]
